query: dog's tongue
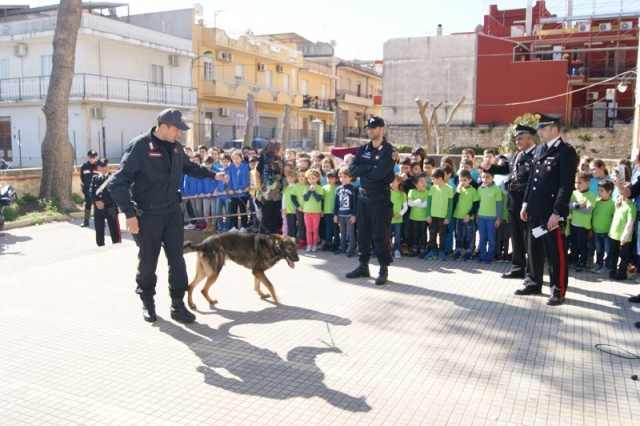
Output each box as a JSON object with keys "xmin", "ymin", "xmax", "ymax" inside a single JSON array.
[{"xmin": 287, "ymin": 258, "xmax": 295, "ymax": 269}]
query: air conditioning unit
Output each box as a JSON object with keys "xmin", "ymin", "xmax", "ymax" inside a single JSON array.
[
  {"xmin": 276, "ymin": 65, "xmax": 284, "ymax": 73},
  {"xmin": 257, "ymin": 63, "xmax": 266, "ymax": 71},
  {"xmin": 90, "ymin": 107, "xmax": 104, "ymax": 119},
  {"xmin": 168, "ymin": 55, "xmax": 179, "ymax": 66},
  {"xmin": 13, "ymin": 44, "xmax": 27, "ymax": 57},
  {"xmin": 620, "ymin": 21, "xmax": 633, "ymax": 30},
  {"xmin": 577, "ymin": 22, "xmax": 591, "ymax": 32},
  {"xmin": 599, "ymin": 23, "xmax": 612, "ymax": 31},
  {"xmin": 587, "ymin": 92, "xmax": 598, "ymax": 100},
  {"xmin": 219, "ymin": 107, "xmax": 230, "ymax": 117},
  {"xmin": 216, "ymin": 51, "xmax": 227, "ymax": 61},
  {"xmin": 225, "ymin": 53, "xmax": 233, "ymax": 62}
]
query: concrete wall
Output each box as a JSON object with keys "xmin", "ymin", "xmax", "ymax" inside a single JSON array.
[
  {"xmin": 386, "ymin": 124, "xmax": 635, "ymax": 160},
  {"xmin": 126, "ymin": 9, "xmax": 193, "ymax": 40},
  {"xmin": 382, "ymin": 34, "xmax": 477, "ymax": 126}
]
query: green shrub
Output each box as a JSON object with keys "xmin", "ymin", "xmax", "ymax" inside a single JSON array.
[
  {"xmin": 502, "ymin": 113, "xmax": 540, "ymax": 153},
  {"xmin": 72, "ymin": 192, "xmax": 85, "ymax": 205},
  {"xmin": 2, "ymin": 203, "xmax": 20, "ymax": 221},
  {"xmin": 391, "ymin": 143, "xmax": 414, "ymax": 153}
]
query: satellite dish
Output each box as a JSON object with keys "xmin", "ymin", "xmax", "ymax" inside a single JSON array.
[
  {"xmin": 329, "ymin": 40, "xmax": 337, "ymax": 47},
  {"xmin": 194, "ymin": 3, "xmax": 204, "ymax": 16}
]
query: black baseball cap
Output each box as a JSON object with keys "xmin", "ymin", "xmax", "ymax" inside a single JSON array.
[
  {"xmin": 96, "ymin": 158, "xmax": 109, "ymax": 167},
  {"xmin": 87, "ymin": 150, "xmax": 98, "ymax": 157},
  {"xmin": 534, "ymin": 113, "xmax": 562, "ymax": 129},
  {"xmin": 365, "ymin": 116, "xmax": 385, "ymax": 128},
  {"xmin": 157, "ymin": 108, "xmax": 190, "ymax": 131},
  {"xmin": 514, "ymin": 124, "xmax": 537, "ymax": 137}
]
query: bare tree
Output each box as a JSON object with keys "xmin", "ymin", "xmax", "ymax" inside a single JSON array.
[
  {"xmin": 39, "ymin": 0, "xmax": 82, "ymax": 208},
  {"xmin": 243, "ymin": 93, "xmax": 255, "ymax": 146},
  {"xmin": 416, "ymin": 96, "xmax": 466, "ymax": 154},
  {"xmin": 415, "ymin": 98, "xmax": 441, "ymax": 154},
  {"xmin": 440, "ymin": 96, "xmax": 466, "ymax": 154}
]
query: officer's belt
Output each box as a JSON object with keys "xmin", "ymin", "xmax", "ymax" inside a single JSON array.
[
  {"xmin": 359, "ymin": 187, "xmax": 389, "ymax": 196},
  {"xmin": 506, "ymin": 183, "xmax": 526, "ymax": 192},
  {"xmin": 138, "ymin": 199, "xmax": 178, "ymax": 210}
]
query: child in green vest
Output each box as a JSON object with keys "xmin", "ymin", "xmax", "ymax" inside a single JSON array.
[
  {"xmin": 425, "ymin": 168, "xmax": 454, "ymax": 260},
  {"xmin": 590, "ymin": 179, "xmax": 615, "ymax": 274},
  {"xmin": 476, "ymin": 170, "xmax": 503, "ymax": 263},
  {"xmin": 608, "ymin": 182, "xmax": 637, "ymax": 280},
  {"xmin": 452, "ymin": 169, "xmax": 479, "ymax": 261},
  {"xmin": 390, "ymin": 174, "xmax": 408, "ymax": 259},
  {"xmin": 407, "ymin": 174, "xmax": 429, "ymax": 257},
  {"xmin": 569, "ymin": 172, "xmax": 597, "ymax": 271},
  {"xmin": 322, "ymin": 169, "xmax": 339, "ymax": 251},
  {"xmin": 281, "ymin": 170, "xmax": 299, "ymax": 240}
]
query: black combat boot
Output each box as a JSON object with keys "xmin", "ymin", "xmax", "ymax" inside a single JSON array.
[
  {"xmin": 141, "ymin": 297, "xmax": 157, "ymax": 323},
  {"xmin": 375, "ymin": 265, "xmax": 389, "ymax": 285},
  {"xmin": 346, "ymin": 261, "xmax": 370, "ymax": 279},
  {"xmin": 170, "ymin": 298, "xmax": 196, "ymax": 324},
  {"xmin": 80, "ymin": 209, "xmax": 91, "ymax": 227}
]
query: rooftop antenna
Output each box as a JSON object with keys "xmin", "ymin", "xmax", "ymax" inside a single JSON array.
[{"xmin": 193, "ymin": 3, "xmax": 204, "ymax": 16}]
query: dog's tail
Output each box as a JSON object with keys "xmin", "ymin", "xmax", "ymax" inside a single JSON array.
[{"xmin": 183, "ymin": 240, "xmax": 204, "ymax": 254}]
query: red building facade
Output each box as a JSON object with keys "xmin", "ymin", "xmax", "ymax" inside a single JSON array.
[{"xmin": 475, "ymin": 1, "xmax": 638, "ymax": 127}]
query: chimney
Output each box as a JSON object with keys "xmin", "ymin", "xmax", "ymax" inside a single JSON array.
[{"xmin": 437, "ymin": 24, "xmax": 443, "ymax": 36}]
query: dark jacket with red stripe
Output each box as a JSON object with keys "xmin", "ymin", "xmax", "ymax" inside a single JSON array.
[
  {"xmin": 348, "ymin": 138, "xmax": 395, "ymax": 191},
  {"xmin": 523, "ymin": 137, "xmax": 578, "ymax": 218}
]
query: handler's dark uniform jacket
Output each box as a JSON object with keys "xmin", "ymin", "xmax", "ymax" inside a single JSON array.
[
  {"xmin": 80, "ymin": 161, "xmax": 98, "ymax": 193},
  {"xmin": 522, "ymin": 137, "xmax": 578, "ymax": 298},
  {"xmin": 348, "ymin": 137, "xmax": 396, "ymax": 266},
  {"xmin": 90, "ymin": 171, "xmax": 116, "ymax": 208},
  {"xmin": 109, "ymin": 127, "xmax": 217, "ymax": 299},
  {"xmin": 90, "ymin": 171, "xmax": 120, "ymax": 246},
  {"xmin": 487, "ymin": 147, "xmax": 535, "ymax": 211}
]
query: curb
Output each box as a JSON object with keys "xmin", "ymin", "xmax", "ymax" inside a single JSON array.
[{"xmin": 4, "ymin": 213, "xmax": 83, "ymax": 230}]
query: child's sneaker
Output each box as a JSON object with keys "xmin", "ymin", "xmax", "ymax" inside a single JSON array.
[
  {"xmin": 408, "ymin": 250, "xmax": 419, "ymax": 257},
  {"xmin": 485, "ymin": 256, "xmax": 494, "ymax": 264},
  {"xmin": 438, "ymin": 252, "xmax": 446, "ymax": 261},
  {"xmin": 574, "ymin": 263, "xmax": 585, "ymax": 272},
  {"xmin": 306, "ymin": 245, "xmax": 312, "ymax": 252},
  {"xmin": 424, "ymin": 251, "xmax": 438, "ymax": 260},
  {"xmin": 346, "ymin": 251, "xmax": 356, "ymax": 258},
  {"xmin": 394, "ymin": 250, "xmax": 401, "ymax": 259},
  {"xmin": 463, "ymin": 252, "xmax": 472, "ymax": 262},
  {"xmin": 453, "ymin": 251, "xmax": 461, "ymax": 261},
  {"xmin": 297, "ymin": 239, "xmax": 307, "ymax": 250},
  {"xmin": 334, "ymin": 249, "xmax": 345, "ymax": 255},
  {"xmin": 184, "ymin": 223, "xmax": 195, "ymax": 230},
  {"xmin": 238, "ymin": 227, "xmax": 247, "ymax": 233},
  {"xmin": 495, "ymin": 254, "xmax": 504, "ymax": 263},
  {"xmin": 228, "ymin": 227, "xmax": 238, "ymax": 233},
  {"xmin": 590, "ymin": 265, "xmax": 602, "ymax": 274},
  {"xmin": 311, "ymin": 245, "xmax": 317, "ymax": 252},
  {"xmin": 477, "ymin": 253, "xmax": 486, "ymax": 263}
]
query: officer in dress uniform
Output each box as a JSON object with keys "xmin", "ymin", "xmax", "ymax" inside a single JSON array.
[
  {"xmin": 109, "ymin": 108, "xmax": 225, "ymax": 324},
  {"xmin": 90, "ymin": 158, "xmax": 121, "ymax": 247},
  {"xmin": 519, "ymin": 113, "xmax": 578, "ymax": 306},
  {"xmin": 345, "ymin": 116, "xmax": 396, "ymax": 285},
  {"xmin": 80, "ymin": 150, "xmax": 99, "ymax": 227},
  {"xmin": 482, "ymin": 124, "xmax": 537, "ymax": 282}
]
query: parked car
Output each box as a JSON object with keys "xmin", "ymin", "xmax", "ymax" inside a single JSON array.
[
  {"xmin": 288, "ymin": 139, "xmax": 315, "ymax": 151},
  {"xmin": 222, "ymin": 138, "xmax": 268, "ymax": 151}
]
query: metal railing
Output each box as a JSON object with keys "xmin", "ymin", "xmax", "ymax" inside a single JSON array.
[
  {"xmin": 336, "ymin": 89, "xmax": 373, "ymax": 99},
  {"xmin": 302, "ymin": 98, "xmax": 335, "ymax": 111},
  {"xmin": 0, "ymin": 73, "xmax": 197, "ymax": 106},
  {"xmin": 212, "ymin": 77, "xmax": 300, "ymax": 99}
]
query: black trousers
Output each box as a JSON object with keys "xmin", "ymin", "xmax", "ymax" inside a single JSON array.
[
  {"xmin": 229, "ymin": 197, "xmax": 249, "ymax": 229},
  {"xmin": 94, "ymin": 205, "xmax": 121, "ymax": 246},
  {"xmin": 410, "ymin": 219, "xmax": 427, "ymax": 251},
  {"xmin": 527, "ymin": 215, "xmax": 569, "ymax": 297},
  {"xmin": 261, "ymin": 200, "xmax": 281, "ymax": 234},
  {"xmin": 507, "ymin": 209, "xmax": 529, "ymax": 277},
  {"xmin": 83, "ymin": 191, "xmax": 92, "ymax": 212},
  {"xmin": 570, "ymin": 224, "xmax": 589, "ymax": 265},
  {"xmin": 610, "ymin": 239, "xmax": 630, "ymax": 274},
  {"xmin": 133, "ymin": 205, "xmax": 188, "ymax": 300},
  {"xmin": 427, "ymin": 217, "xmax": 448, "ymax": 252},
  {"xmin": 357, "ymin": 192, "xmax": 393, "ymax": 266}
]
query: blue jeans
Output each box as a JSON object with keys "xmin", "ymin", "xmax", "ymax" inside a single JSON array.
[
  {"xmin": 477, "ymin": 217, "xmax": 496, "ymax": 259},
  {"xmin": 390, "ymin": 222, "xmax": 402, "ymax": 252},
  {"xmin": 324, "ymin": 214, "xmax": 340, "ymax": 247},
  {"xmin": 215, "ymin": 198, "xmax": 231, "ymax": 230},
  {"xmin": 445, "ymin": 220, "xmax": 454, "ymax": 252},
  {"xmin": 454, "ymin": 218, "xmax": 474, "ymax": 252},
  {"xmin": 593, "ymin": 232, "xmax": 611, "ymax": 268}
]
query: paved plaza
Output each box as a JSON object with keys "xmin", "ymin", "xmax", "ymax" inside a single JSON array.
[{"xmin": 1, "ymin": 219, "xmax": 640, "ymax": 425}]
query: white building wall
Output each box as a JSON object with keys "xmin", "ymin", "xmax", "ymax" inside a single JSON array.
[{"xmin": 382, "ymin": 34, "xmax": 478, "ymax": 126}]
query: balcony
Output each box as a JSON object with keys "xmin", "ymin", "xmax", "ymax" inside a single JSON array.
[
  {"xmin": 201, "ymin": 77, "xmax": 302, "ymax": 106},
  {"xmin": 336, "ymin": 89, "xmax": 374, "ymax": 107},
  {"xmin": 0, "ymin": 74, "xmax": 197, "ymax": 107},
  {"xmin": 301, "ymin": 96, "xmax": 335, "ymax": 112}
]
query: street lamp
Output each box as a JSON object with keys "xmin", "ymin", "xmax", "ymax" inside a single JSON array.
[{"xmin": 191, "ymin": 50, "xmax": 212, "ymax": 68}]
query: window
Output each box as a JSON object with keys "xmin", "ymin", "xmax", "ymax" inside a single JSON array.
[
  {"xmin": 0, "ymin": 59, "xmax": 8, "ymax": 79},
  {"xmin": 235, "ymin": 113, "xmax": 245, "ymax": 128},
  {"xmin": 151, "ymin": 64, "xmax": 164, "ymax": 86},
  {"xmin": 265, "ymin": 70, "xmax": 272, "ymax": 88},
  {"xmin": 41, "ymin": 55, "xmax": 53, "ymax": 76},
  {"xmin": 301, "ymin": 79, "xmax": 308, "ymax": 95},
  {"xmin": 356, "ymin": 81, "xmax": 361, "ymax": 97},
  {"xmin": 203, "ymin": 58, "xmax": 214, "ymax": 80},
  {"xmin": 321, "ymin": 84, "xmax": 327, "ymax": 99},
  {"xmin": 204, "ymin": 112, "xmax": 213, "ymax": 143},
  {"xmin": 235, "ymin": 64, "xmax": 244, "ymax": 83},
  {"xmin": 283, "ymin": 74, "xmax": 289, "ymax": 92}
]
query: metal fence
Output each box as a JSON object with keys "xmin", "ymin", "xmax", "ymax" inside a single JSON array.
[{"xmin": 193, "ymin": 124, "xmax": 335, "ymax": 148}]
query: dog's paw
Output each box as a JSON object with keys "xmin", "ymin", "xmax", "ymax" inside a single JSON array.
[
  {"xmin": 208, "ymin": 299, "xmax": 218, "ymax": 305},
  {"xmin": 188, "ymin": 303, "xmax": 197, "ymax": 309},
  {"xmin": 259, "ymin": 294, "xmax": 271, "ymax": 299}
]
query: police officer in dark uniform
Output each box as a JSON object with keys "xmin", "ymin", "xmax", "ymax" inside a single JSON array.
[
  {"xmin": 90, "ymin": 158, "xmax": 121, "ymax": 247},
  {"xmin": 519, "ymin": 113, "xmax": 578, "ymax": 306},
  {"xmin": 481, "ymin": 124, "xmax": 537, "ymax": 282},
  {"xmin": 109, "ymin": 108, "xmax": 225, "ymax": 323},
  {"xmin": 345, "ymin": 116, "xmax": 396, "ymax": 285},
  {"xmin": 80, "ymin": 150, "xmax": 99, "ymax": 227}
]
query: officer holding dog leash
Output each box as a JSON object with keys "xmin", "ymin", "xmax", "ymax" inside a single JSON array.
[{"xmin": 110, "ymin": 108, "xmax": 226, "ymax": 324}]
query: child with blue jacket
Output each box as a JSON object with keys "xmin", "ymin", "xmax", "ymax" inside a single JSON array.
[
  {"xmin": 228, "ymin": 151, "xmax": 251, "ymax": 232},
  {"xmin": 215, "ymin": 154, "xmax": 232, "ymax": 232}
]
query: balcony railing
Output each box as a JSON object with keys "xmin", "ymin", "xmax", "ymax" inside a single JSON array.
[
  {"xmin": 207, "ymin": 77, "xmax": 300, "ymax": 99},
  {"xmin": 0, "ymin": 73, "xmax": 197, "ymax": 106},
  {"xmin": 302, "ymin": 97, "xmax": 335, "ymax": 111},
  {"xmin": 337, "ymin": 89, "xmax": 374, "ymax": 99}
]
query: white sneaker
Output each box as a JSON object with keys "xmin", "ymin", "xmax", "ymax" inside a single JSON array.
[
  {"xmin": 306, "ymin": 245, "xmax": 312, "ymax": 252},
  {"xmin": 394, "ymin": 250, "xmax": 401, "ymax": 259},
  {"xmin": 228, "ymin": 227, "xmax": 238, "ymax": 233},
  {"xmin": 590, "ymin": 265, "xmax": 602, "ymax": 274},
  {"xmin": 238, "ymin": 227, "xmax": 247, "ymax": 233},
  {"xmin": 184, "ymin": 224, "xmax": 195, "ymax": 230},
  {"xmin": 311, "ymin": 245, "xmax": 317, "ymax": 252}
]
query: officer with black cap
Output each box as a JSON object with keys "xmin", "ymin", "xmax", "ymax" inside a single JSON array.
[
  {"xmin": 109, "ymin": 108, "xmax": 226, "ymax": 323},
  {"xmin": 345, "ymin": 116, "xmax": 396, "ymax": 285},
  {"xmin": 481, "ymin": 124, "xmax": 537, "ymax": 282},
  {"xmin": 79, "ymin": 150, "xmax": 99, "ymax": 227},
  {"xmin": 519, "ymin": 113, "xmax": 578, "ymax": 306},
  {"xmin": 90, "ymin": 158, "xmax": 121, "ymax": 247}
]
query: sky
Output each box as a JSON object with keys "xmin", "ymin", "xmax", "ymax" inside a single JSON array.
[{"xmin": 27, "ymin": 0, "xmax": 640, "ymax": 60}]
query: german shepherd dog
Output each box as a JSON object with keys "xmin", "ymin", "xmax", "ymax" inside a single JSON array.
[{"xmin": 183, "ymin": 233, "xmax": 300, "ymax": 309}]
